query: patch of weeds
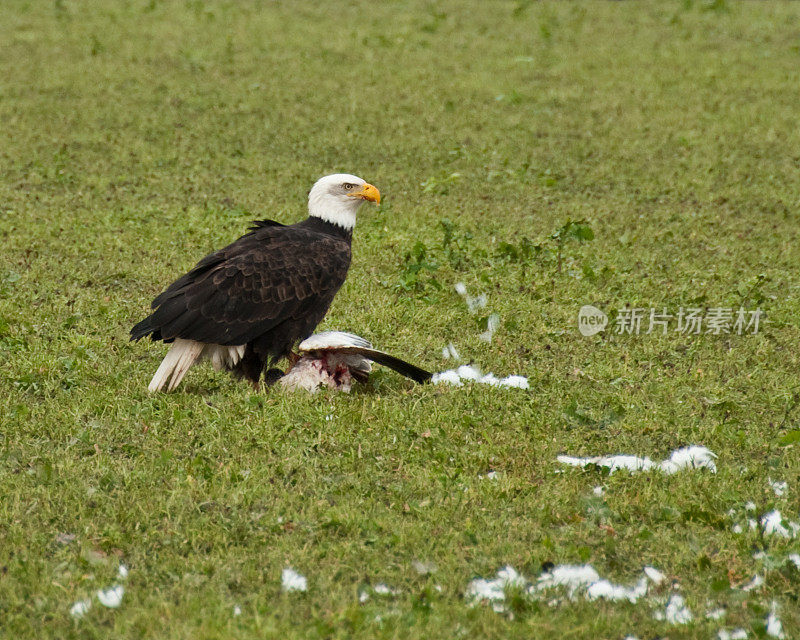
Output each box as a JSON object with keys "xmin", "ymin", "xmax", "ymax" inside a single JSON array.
[
  {"xmin": 421, "ymin": 172, "xmax": 461, "ymax": 195},
  {"xmin": 186, "ymin": 0, "xmax": 215, "ymax": 21},
  {"xmin": 439, "ymin": 218, "xmax": 474, "ymax": 270},
  {"xmin": 733, "ymin": 273, "xmax": 769, "ymax": 308},
  {"xmin": 186, "ymin": 454, "xmax": 216, "ymax": 481},
  {"xmin": 550, "ymin": 218, "xmax": 594, "ymax": 275},
  {"xmin": 420, "ymin": 9, "xmax": 447, "ymax": 34},
  {"xmin": 486, "ymin": 159, "xmax": 533, "ymax": 185},
  {"xmin": 489, "ymin": 218, "xmax": 598, "ymax": 281},
  {"xmin": 3, "ymin": 405, "xmax": 30, "ymax": 427},
  {"xmin": 581, "ymin": 494, "xmax": 614, "ymax": 525},
  {"xmin": 49, "ymin": 145, "xmax": 73, "ymax": 184},
  {"xmin": 89, "ymin": 34, "xmax": 103, "ymax": 56},
  {"xmin": 0, "ymin": 271, "xmax": 22, "ymax": 298},
  {"xmin": 496, "ymin": 237, "xmax": 540, "ymax": 264},
  {"xmin": 536, "ymin": 167, "xmax": 562, "ymax": 188},
  {"xmin": 395, "ymin": 240, "xmax": 441, "ymax": 297},
  {"xmin": 705, "ymin": 397, "xmax": 738, "ymax": 424},
  {"xmin": 777, "ymin": 429, "xmax": 800, "ymax": 446},
  {"xmin": 563, "ymin": 401, "xmax": 598, "ymax": 427},
  {"xmin": 563, "ymin": 400, "xmax": 625, "ymax": 429},
  {"xmin": 539, "ymin": 14, "xmax": 559, "ymax": 43},
  {"xmin": 701, "ymin": 0, "xmax": 729, "ymax": 13},
  {"xmin": 394, "ymin": 219, "xmax": 477, "ymax": 293},
  {"xmin": 0, "ymin": 317, "xmax": 27, "ymax": 352},
  {"xmin": 512, "ymin": 0, "xmax": 535, "ymax": 18},
  {"xmin": 682, "ymin": 508, "xmax": 727, "ymax": 528},
  {"xmin": 11, "ymin": 372, "xmax": 43, "ymax": 394}
]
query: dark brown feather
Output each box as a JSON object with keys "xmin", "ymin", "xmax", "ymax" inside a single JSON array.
[{"xmin": 130, "ymin": 217, "xmax": 352, "ymax": 383}]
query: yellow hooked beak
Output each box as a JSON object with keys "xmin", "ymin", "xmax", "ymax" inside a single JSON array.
[{"xmin": 348, "ymin": 183, "xmax": 381, "ymax": 204}]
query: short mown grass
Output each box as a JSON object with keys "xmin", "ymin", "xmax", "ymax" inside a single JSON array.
[{"xmin": 1, "ymin": 1, "xmax": 799, "ymax": 638}]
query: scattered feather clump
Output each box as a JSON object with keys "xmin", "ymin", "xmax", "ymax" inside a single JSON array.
[
  {"xmin": 761, "ymin": 510, "xmax": 799, "ymax": 538},
  {"xmin": 281, "ymin": 568, "xmax": 308, "ymax": 592},
  {"xmin": 766, "ymin": 601, "xmax": 786, "ymax": 639},
  {"xmin": 479, "ymin": 313, "xmax": 500, "ymax": 343},
  {"xmin": 432, "ymin": 364, "xmax": 529, "ymax": 389},
  {"xmin": 465, "ymin": 566, "xmax": 526, "ymax": 613},
  {"xmin": 730, "ymin": 513, "xmax": 758, "ymax": 535},
  {"xmin": 454, "ymin": 282, "xmax": 487, "ymax": 313},
  {"xmin": 557, "ymin": 445, "xmax": 717, "ymax": 474},
  {"xmin": 442, "ymin": 283, "xmax": 528, "ymax": 381},
  {"xmin": 730, "ymin": 505, "xmax": 800, "ymax": 538},
  {"xmin": 740, "ymin": 575, "xmax": 764, "ymax": 592},
  {"xmin": 717, "ymin": 629, "xmax": 748, "ymax": 640},
  {"xmin": 643, "ymin": 567, "xmax": 665, "ymax": 584},
  {"xmin": 768, "ymin": 479, "xmax": 788, "ymax": 497},
  {"xmin": 359, "ymin": 583, "xmax": 401, "ymax": 603},
  {"xmin": 97, "ymin": 585, "xmax": 124, "ymax": 608},
  {"xmin": 466, "ymin": 563, "xmax": 666, "ymax": 614},
  {"xmin": 707, "ymin": 607, "xmax": 727, "ymax": 620},
  {"xmin": 412, "ymin": 560, "xmax": 437, "ymax": 575},
  {"xmin": 584, "ymin": 576, "xmax": 649, "ymax": 603},
  {"xmin": 654, "ymin": 593, "xmax": 692, "ymax": 624},
  {"xmin": 372, "ymin": 583, "xmax": 399, "ymax": 596},
  {"xmin": 70, "ymin": 563, "xmax": 128, "ymax": 619},
  {"xmin": 441, "ymin": 343, "xmax": 460, "ymax": 360},
  {"xmin": 69, "ymin": 599, "xmax": 92, "ymax": 619}
]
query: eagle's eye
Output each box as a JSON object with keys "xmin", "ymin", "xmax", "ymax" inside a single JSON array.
[{"xmin": 342, "ymin": 183, "xmax": 355, "ymax": 190}]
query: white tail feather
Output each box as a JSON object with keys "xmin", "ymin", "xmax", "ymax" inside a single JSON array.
[
  {"xmin": 148, "ymin": 339, "xmax": 205, "ymax": 392},
  {"xmin": 204, "ymin": 344, "xmax": 246, "ymax": 371}
]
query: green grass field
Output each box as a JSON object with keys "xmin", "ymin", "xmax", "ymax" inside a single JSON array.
[{"xmin": 2, "ymin": 1, "xmax": 799, "ymax": 637}]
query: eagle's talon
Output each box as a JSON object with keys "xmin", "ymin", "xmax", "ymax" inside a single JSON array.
[{"xmin": 263, "ymin": 368, "xmax": 285, "ymax": 388}]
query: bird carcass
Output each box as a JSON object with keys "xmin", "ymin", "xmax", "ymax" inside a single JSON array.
[{"xmin": 275, "ymin": 332, "xmax": 431, "ymax": 393}]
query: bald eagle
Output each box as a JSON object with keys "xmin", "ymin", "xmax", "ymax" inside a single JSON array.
[{"xmin": 130, "ymin": 174, "xmax": 380, "ymax": 391}]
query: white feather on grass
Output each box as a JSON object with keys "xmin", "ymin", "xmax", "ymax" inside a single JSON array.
[
  {"xmin": 432, "ymin": 364, "xmax": 529, "ymax": 389},
  {"xmin": 97, "ymin": 584, "xmax": 124, "ymax": 608},
  {"xmin": 281, "ymin": 568, "xmax": 307, "ymax": 592},
  {"xmin": 468, "ymin": 563, "xmax": 665, "ymax": 613},
  {"xmin": 557, "ymin": 446, "xmax": 717, "ymax": 475},
  {"xmin": 760, "ymin": 510, "xmax": 799, "ymax": 538},
  {"xmin": 654, "ymin": 593, "xmax": 692, "ymax": 624},
  {"xmin": 768, "ymin": 479, "xmax": 788, "ymax": 497},
  {"xmin": 717, "ymin": 628, "xmax": 748, "ymax": 640},
  {"xmin": 766, "ymin": 601, "xmax": 786, "ymax": 639},
  {"xmin": 69, "ymin": 599, "xmax": 92, "ymax": 619}
]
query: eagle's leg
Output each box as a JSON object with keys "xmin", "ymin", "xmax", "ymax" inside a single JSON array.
[
  {"xmin": 263, "ymin": 368, "xmax": 285, "ymax": 388},
  {"xmin": 282, "ymin": 351, "xmax": 302, "ymax": 375},
  {"xmin": 231, "ymin": 344, "xmax": 267, "ymax": 390}
]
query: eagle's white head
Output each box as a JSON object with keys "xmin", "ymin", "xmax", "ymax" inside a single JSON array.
[{"xmin": 308, "ymin": 173, "xmax": 380, "ymax": 230}]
